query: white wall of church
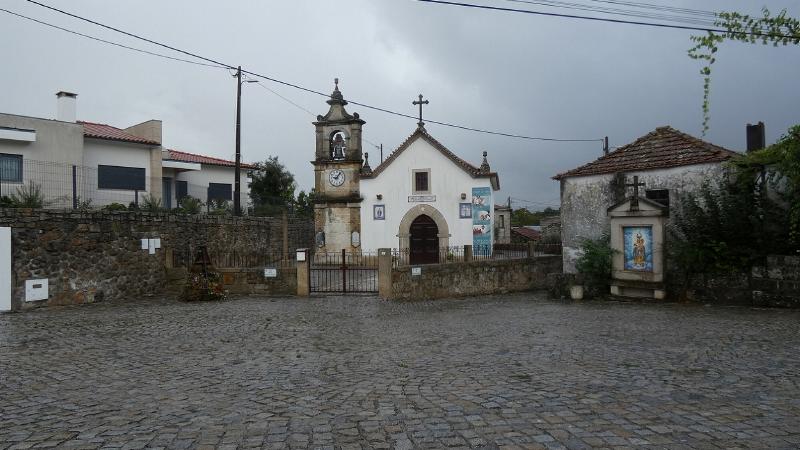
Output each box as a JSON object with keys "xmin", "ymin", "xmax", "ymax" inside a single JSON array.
[{"xmin": 359, "ymin": 137, "xmax": 494, "ymax": 250}]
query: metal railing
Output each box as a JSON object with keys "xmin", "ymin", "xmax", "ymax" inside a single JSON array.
[
  {"xmin": 173, "ymin": 246, "xmax": 295, "ymax": 269},
  {"xmin": 391, "ymin": 243, "xmax": 562, "ymax": 267}
]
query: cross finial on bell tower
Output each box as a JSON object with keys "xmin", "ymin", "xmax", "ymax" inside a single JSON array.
[
  {"xmin": 334, "ymin": 78, "xmax": 339, "ymax": 89},
  {"xmin": 413, "ymin": 94, "xmax": 429, "ymax": 129}
]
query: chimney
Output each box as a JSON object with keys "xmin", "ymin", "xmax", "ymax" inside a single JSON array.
[
  {"xmin": 56, "ymin": 91, "xmax": 77, "ymax": 122},
  {"xmin": 746, "ymin": 121, "xmax": 765, "ymax": 152}
]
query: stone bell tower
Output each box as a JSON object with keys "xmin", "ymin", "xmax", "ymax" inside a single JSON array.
[{"xmin": 312, "ymin": 79, "xmax": 366, "ymax": 254}]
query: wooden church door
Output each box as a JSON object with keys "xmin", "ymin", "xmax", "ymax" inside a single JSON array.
[{"xmin": 409, "ymin": 214, "xmax": 439, "ymax": 265}]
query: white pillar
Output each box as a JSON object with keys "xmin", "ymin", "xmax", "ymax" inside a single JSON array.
[{"xmin": 0, "ymin": 227, "xmax": 11, "ymax": 312}]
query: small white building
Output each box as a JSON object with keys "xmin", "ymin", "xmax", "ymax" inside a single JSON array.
[
  {"xmin": 553, "ymin": 126, "xmax": 739, "ymax": 273},
  {"xmin": 359, "ymin": 127, "xmax": 500, "ymax": 259}
]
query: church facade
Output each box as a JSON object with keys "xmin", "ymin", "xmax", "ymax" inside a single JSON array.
[{"xmin": 311, "ymin": 81, "xmax": 500, "ymax": 262}]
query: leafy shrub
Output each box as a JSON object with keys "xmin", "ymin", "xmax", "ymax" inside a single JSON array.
[
  {"xmin": 75, "ymin": 197, "xmax": 93, "ymax": 211},
  {"xmin": 208, "ymin": 199, "xmax": 231, "ymax": 216},
  {"xmin": 575, "ymin": 234, "xmax": 614, "ymax": 297},
  {"xmin": 140, "ymin": 194, "xmax": 163, "ymax": 212},
  {"xmin": 102, "ymin": 202, "xmax": 128, "ymax": 212},
  {"xmin": 9, "ymin": 181, "xmax": 46, "ymax": 208},
  {"xmin": 180, "ymin": 272, "xmax": 227, "ymax": 302},
  {"xmin": 178, "ymin": 196, "xmax": 203, "ymax": 214},
  {"xmin": 0, "ymin": 196, "xmax": 12, "ymax": 208}
]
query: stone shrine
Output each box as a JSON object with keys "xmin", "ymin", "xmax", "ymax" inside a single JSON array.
[{"xmin": 608, "ymin": 176, "xmax": 668, "ymax": 299}]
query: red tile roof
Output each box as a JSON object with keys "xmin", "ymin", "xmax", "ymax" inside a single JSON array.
[
  {"xmin": 78, "ymin": 121, "xmax": 160, "ymax": 146},
  {"xmin": 512, "ymin": 227, "xmax": 541, "ymax": 241},
  {"xmin": 165, "ymin": 149, "xmax": 255, "ymax": 169},
  {"xmin": 364, "ymin": 126, "xmax": 500, "ymax": 189},
  {"xmin": 553, "ymin": 126, "xmax": 739, "ymax": 180}
]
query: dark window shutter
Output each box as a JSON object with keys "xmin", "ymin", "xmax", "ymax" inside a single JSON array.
[
  {"xmin": 97, "ymin": 165, "xmax": 146, "ymax": 190},
  {"xmin": 645, "ymin": 189, "xmax": 670, "ymax": 209},
  {"xmin": 176, "ymin": 181, "xmax": 188, "ymax": 200},
  {"xmin": 208, "ymin": 183, "xmax": 232, "ymax": 201}
]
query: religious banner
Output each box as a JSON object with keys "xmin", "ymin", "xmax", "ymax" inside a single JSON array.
[
  {"xmin": 623, "ymin": 226, "xmax": 653, "ymax": 272},
  {"xmin": 471, "ymin": 187, "xmax": 492, "ymax": 253}
]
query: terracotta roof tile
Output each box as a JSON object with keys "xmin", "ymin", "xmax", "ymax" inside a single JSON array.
[
  {"xmin": 512, "ymin": 227, "xmax": 541, "ymax": 241},
  {"xmin": 365, "ymin": 126, "xmax": 500, "ymax": 189},
  {"xmin": 553, "ymin": 126, "xmax": 739, "ymax": 180},
  {"xmin": 79, "ymin": 121, "xmax": 160, "ymax": 145},
  {"xmin": 165, "ymin": 149, "xmax": 255, "ymax": 169}
]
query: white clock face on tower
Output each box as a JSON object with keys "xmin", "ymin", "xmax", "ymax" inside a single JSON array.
[{"xmin": 328, "ymin": 169, "xmax": 345, "ymax": 187}]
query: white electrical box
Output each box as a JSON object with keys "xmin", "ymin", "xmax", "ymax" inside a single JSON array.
[
  {"xmin": 411, "ymin": 267, "xmax": 422, "ymax": 276},
  {"xmin": 25, "ymin": 279, "xmax": 49, "ymax": 302}
]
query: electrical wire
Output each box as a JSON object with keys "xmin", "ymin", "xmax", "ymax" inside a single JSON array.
[
  {"xmin": 19, "ymin": 0, "xmax": 611, "ymax": 142},
  {"xmin": 0, "ymin": 8, "xmax": 226, "ymax": 68},
  {"xmin": 418, "ymin": 0, "xmax": 795, "ymax": 38}
]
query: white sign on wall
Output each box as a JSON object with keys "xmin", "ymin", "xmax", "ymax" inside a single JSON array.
[
  {"xmin": 411, "ymin": 267, "xmax": 422, "ymax": 276},
  {"xmin": 264, "ymin": 267, "xmax": 277, "ymax": 278},
  {"xmin": 140, "ymin": 238, "xmax": 162, "ymax": 255},
  {"xmin": 0, "ymin": 227, "xmax": 10, "ymax": 312},
  {"xmin": 25, "ymin": 279, "xmax": 49, "ymax": 302}
]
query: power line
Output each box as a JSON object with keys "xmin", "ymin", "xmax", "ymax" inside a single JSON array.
[
  {"xmin": 500, "ymin": 0, "xmax": 719, "ymax": 27},
  {"xmin": 21, "ymin": 0, "xmax": 603, "ymax": 143},
  {"xmin": 0, "ymin": 8, "xmax": 226, "ymax": 68},
  {"xmin": 581, "ymin": 0, "xmax": 717, "ymax": 17},
  {"xmin": 418, "ymin": 0, "xmax": 795, "ymax": 38}
]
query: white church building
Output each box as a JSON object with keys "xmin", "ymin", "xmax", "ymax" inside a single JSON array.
[{"xmin": 311, "ymin": 81, "xmax": 500, "ymax": 264}]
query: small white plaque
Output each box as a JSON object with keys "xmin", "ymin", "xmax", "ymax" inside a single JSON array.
[
  {"xmin": 25, "ymin": 279, "xmax": 49, "ymax": 302},
  {"xmin": 153, "ymin": 238, "xmax": 161, "ymax": 249},
  {"xmin": 264, "ymin": 267, "xmax": 277, "ymax": 278},
  {"xmin": 411, "ymin": 267, "xmax": 422, "ymax": 276},
  {"xmin": 141, "ymin": 239, "xmax": 148, "ymax": 250},
  {"xmin": 148, "ymin": 239, "xmax": 156, "ymax": 255},
  {"xmin": 297, "ymin": 250, "xmax": 306, "ymax": 262}
]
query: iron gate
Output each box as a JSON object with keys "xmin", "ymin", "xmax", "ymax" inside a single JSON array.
[{"xmin": 310, "ymin": 249, "xmax": 378, "ymax": 293}]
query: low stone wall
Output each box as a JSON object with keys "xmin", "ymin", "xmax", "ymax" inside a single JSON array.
[
  {"xmin": 387, "ymin": 256, "xmax": 562, "ymax": 301},
  {"xmin": 165, "ymin": 266, "xmax": 297, "ymax": 297},
  {"xmin": 1, "ymin": 208, "xmax": 313, "ymax": 310},
  {"xmin": 675, "ymin": 255, "xmax": 800, "ymax": 307}
]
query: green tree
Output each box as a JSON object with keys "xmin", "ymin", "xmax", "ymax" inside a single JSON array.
[
  {"xmin": 249, "ymin": 156, "xmax": 297, "ymax": 215},
  {"xmin": 689, "ymin": 8, "xmax": 800, "ymax": 134},
  {"xmin": 511, "ymin": 206, "xmax": 560, "ymax": 226},
  {"xmin": 295, "ymin": 189, "xmax": 315, "ymax": 218}
]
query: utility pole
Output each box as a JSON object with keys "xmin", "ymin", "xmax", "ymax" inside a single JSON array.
[
  {"xmin": 234, "ymin": 66, "xmax": 242, "ymax": 216},
  {"xmin": 603, "ymin": 136, "xmax": 609, "ymax": 155}
]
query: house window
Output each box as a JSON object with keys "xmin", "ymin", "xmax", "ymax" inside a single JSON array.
[
  {"xmin": 176, "ymin": 181, "xmax": 188, "ymax": 201},
  {"xmin": 0, "ymin": 153, "xmax": 23, "ymax": 183},
  {"xmin": 645, "ymin": 189, "xmax": 670, "ymax": 209},
  {"xmin": 459, "ymin": 203, "xmax": 472, "ymax": 219},
  {"xmin": 412, "ymin": 169, "xmax": 430, "ymax": 194},
  {"xmin": 98, "ymin": 165, "xmax": 146, "ymax": 190},
  {"xmin": 498, "ymin": 214, "xmax": 505, "ymax": 229},
  {"xmin": 208, "ymin": 183, "xmax": 232, "ymax": 202}
]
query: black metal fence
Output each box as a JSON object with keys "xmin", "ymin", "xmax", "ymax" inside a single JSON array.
[
  {"xmin": 172, "ymin": 246, "xmax": 295, "ymax": 269},
  {"xmin": 392, "ymin": 243, "xmax": 562, "ymax": 267},
  {"xmin": 310, "ymin": 250, "xmax": 378, "ymax": 293}
]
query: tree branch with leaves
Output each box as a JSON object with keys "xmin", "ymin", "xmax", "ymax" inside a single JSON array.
[{"xmin": 688, "ymin": 7, "xmax": 799, "ymax": 134}]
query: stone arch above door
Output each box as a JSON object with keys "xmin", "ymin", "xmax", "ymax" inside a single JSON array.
[{"xmin": 397, "ymin": 204, "xmax": 450, "ymax": 250}]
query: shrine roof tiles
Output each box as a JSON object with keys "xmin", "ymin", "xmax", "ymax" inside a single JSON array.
[{"xmin": 552, "ymin": 126, "xmax": 739, "ymax": 180}]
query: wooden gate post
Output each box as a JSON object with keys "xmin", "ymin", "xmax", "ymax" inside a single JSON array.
[{"xmin": 296, "ymin": 248, "xmax": 310, "ymax": 297}]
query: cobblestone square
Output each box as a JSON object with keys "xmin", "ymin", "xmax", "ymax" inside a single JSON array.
[{"xmin": 2, "ymin": 294, "xmax": 800, "ymax": 449}]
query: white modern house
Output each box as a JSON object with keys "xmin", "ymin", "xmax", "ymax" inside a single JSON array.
[{"xmin": 0, "ymin": 91, "xmax": 251, "ymax": 211}]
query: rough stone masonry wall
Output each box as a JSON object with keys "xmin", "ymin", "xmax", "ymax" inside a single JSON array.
[
  {"xmin": 0, "ymin": 208, "xmax": 314, "ymax": 310},
  {"xmin": 672, "ymin": 255, "xmax": 800, "ymax": 307},
  {"xmin": 389, "ymin": 256, "xmax": 562, "ymax": 301}
]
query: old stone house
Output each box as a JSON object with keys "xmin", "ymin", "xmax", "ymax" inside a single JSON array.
[
  {"xmin": 553, "ymin": 126, "xmax": 739, "ymax": 273},
  {"xmin": 311, "ymin": 81, "xmax": 500, "ymax": 263}
]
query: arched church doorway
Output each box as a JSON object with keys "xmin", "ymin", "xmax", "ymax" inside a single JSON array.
[{"xmin": 409, "ymin": 215, "xmax": 439, "ymax": 265}]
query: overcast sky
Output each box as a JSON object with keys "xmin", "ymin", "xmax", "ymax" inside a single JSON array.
[{"xmin": 2, "ymin": 0, "xmax": 798, "ymax": 209}]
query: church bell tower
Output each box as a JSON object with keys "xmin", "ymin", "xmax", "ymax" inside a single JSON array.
[{"xmin": 312, "ymin": 79, "xmax": 366, "ymax": 254}]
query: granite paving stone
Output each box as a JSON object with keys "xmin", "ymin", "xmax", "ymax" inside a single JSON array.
[{"xmin": 1, "ymin": 294, "xmax": 799, "ymax": 449}]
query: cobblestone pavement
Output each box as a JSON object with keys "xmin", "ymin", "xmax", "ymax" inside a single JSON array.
[{"xmin": 2, "ymin": 294, "xmax": 800, "ymax": 450}]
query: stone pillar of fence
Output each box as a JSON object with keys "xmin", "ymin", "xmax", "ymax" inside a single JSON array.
[
  {"xmin": 282, "ymin": 210, "xmax": 289, "ymax": 261},
  {"xmin": 296, "ymin": 248, "xmax": 310, "ymax": 297},
  {"xmin": 378, "ymin": 248, "xmax": 393, "ymax": 300},
  {"xmin": 464, "ymin": 245, "xmax": 473, "ymax": 262},
  {"xmin": 528, "ymin": 241, "xmax": 536, "ymax": 259}
]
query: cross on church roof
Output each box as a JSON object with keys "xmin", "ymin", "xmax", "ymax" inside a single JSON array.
[
  {"xmin": 413, "ymin": 94, "xmax": 429, "ymax": 128},
  {"xmin": 626, "ymin": 175, "xmax": 646, "ymax": 210}
]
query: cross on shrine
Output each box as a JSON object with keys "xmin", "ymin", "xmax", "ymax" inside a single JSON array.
[
  {"xmin": 413, "ymin": 94, "xmax": 429, "ymax": 128},
  {"xmin": 626, "ymin": 175, "xmax": 646, "ymax": 210}
]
